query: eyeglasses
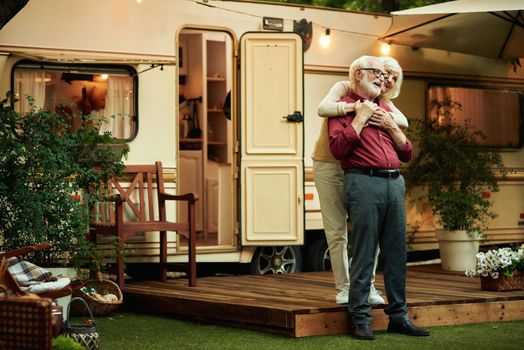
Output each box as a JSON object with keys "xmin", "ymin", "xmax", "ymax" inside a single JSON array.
[{"xmin": 360, "ymin": 68, "xmax": 390, "ymax": 80}]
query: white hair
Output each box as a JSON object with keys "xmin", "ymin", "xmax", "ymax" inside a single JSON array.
[
  {"xmin": 380, "ymin": 56, "xmax": 403, "ymax": 99},
  {"xmin": 348, "ymin": 55, "xmax": 380, "ymax": 92}
]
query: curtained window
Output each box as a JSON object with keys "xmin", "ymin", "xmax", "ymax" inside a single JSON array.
[
  {"xmin": 13, "ymin": 69, "xmax": 47, "ymax": 113},
  {"xmin": 428, "ymin": 85, "xmax": 523, "ymax": 148},
  {"xmin": 99, "ymin": 76, "xmax": 135, "ymax": 139},
  {"xmin": 12, "ymin": 61, "xmax": 137, "ymax": 141}
]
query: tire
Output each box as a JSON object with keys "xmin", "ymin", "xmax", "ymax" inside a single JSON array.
[
  {"xmin": 250, "ymin": 246, "xmax": 303, "ymax": 275},
  {"xmin": 306, "ymin": 237, "xmax": 331, "ymax": 272},
  {"xmin": 306, "ymin": 234, "xmax": 353, "ymax": 272}
]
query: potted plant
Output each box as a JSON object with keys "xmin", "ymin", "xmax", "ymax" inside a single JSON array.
[
  {"xmin": 404, "ymin": 95, "xmax": 506, "ymax": 271},
  {"xmin": 0, "ymin": 93, "xmax": 128, "ymax": 272},
  {"xmin": 465, "ymin": 245, "xmax": 524, "ymax": 291}
]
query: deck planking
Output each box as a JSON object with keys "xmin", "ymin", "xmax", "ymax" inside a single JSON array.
[{"xmin": 123, "ymin": 265, "xmax": 524, "ymax": 337}]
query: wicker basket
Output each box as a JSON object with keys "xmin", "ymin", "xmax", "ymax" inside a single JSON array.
[
  {"xmin": 480, "ymin": 271, "xmax": 524, "ymax": 291},
  {"xmin": 71, "ymin": 274, "xmax": 123, "ymax": 316},
  {"xmin": 65, "ymin": 297, "xmax": 99, "ymax": 350}
]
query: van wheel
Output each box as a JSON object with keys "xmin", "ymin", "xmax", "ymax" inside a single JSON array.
[
  {"xmin": 306, "ymin": 238, "xmax": 331, "ymax": 272},
  {"xmin": 250, "ymin": 246, "xmax": 302, "ymax": 275}
]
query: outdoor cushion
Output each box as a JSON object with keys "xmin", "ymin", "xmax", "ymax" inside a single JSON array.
[
  {"xmin": 24, "ymin": 277, "xmax": 71, "ymax": 294},
  {"xmin": 7, "ymin": 256, "xmax": 70, "ymax": 294}
]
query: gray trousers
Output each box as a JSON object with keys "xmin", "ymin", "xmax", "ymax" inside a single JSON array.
[{"xmin": 344, "ymin": 172, "xmax": 409, "ymax": 325}]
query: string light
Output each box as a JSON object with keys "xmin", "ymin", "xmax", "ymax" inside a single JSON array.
[
  {"xmin": 191, "ymin": 0, "xmax": 379, "ymax": 39},
  {"xmin": 319, "ymin": 28, "xmax": 331, "ymax": 48}
]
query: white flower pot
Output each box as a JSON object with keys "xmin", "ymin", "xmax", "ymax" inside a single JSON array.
[{"xmin": 436, "ymin": 230, "xmax": 481, "ymax": 272}]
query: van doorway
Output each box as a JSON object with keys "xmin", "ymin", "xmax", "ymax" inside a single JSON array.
[{"xmin": 177, "ymin": 28, "xmax": 236, "ymax": 250}]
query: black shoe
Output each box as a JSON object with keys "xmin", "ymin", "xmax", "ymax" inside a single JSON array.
[
  {"xmin": 352, "ymin": 324, "xmax": 375, "ymax": 340},
  {"xmin": 387, "ymin": 319, "xmax": 430, "ymax": 336}
]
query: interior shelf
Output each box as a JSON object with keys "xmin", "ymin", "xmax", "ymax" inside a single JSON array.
[
  {"xmin": 178, "ymin": 30, "xmax": 233, "ymax": 246},
  {"xmin": 180, "ymin": 138, "xmax": 203, "ymax": 143}
]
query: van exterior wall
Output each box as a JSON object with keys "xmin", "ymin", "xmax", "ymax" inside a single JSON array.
[
  {"xmin": 0, "ymin": 0, "xmax": 388, "ymax": 68},
  {"xmin": 128, "ymin": 65, "xmax": 177, "ymax": 166},
  {"xmin": 1, "ymin": 0, "xmax": 523, "ymax": 258},
  {"xmin": 394, "ymin": 78, "xmax": 524, "ymax": 250}
]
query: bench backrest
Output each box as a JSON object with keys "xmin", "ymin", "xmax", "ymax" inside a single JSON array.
[{"xmin": 94, "ymin": 162, "xmax": 167, "ymax": 225}]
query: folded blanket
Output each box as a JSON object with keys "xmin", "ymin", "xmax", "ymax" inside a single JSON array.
[
  {"xmin": 7, "ymin": 257, "xmax": 54, "ymax": 286},
  {"xmin": 6, "ymin": 257, "xmax": 71, "ymax": 294}
]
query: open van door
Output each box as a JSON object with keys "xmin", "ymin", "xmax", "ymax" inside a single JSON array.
[{"xmin": 239, "ymin": 32, "xmax": 304, "ymax": 247}]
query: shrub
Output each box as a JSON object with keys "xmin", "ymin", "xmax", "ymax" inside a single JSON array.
[
  {"xmin": 0, "ymin": 93, "xmax": 128, "ymax": 266},
  {"xmin": 404, "ymin": 96, "xmax": 505, "ymax": 233}
]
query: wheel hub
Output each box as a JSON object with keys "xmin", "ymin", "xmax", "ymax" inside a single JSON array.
[{"xmin": 271, "ymin": 256, "xmax": 283, "ymax": 267}]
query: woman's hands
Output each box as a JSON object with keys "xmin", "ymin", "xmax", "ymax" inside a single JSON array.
[
  {"xmin": 367, "ymin": 107, "xmax": 397, "ymax": 132},
  {"xmin": 352, "ymin": 100, "xmax": 406, "ymax": 148}
]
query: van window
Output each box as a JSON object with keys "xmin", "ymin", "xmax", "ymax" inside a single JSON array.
[
  {"xmin": 427, "ymin": 85, "xmax": 523, "ymax": 148},
  {"xmin": 12, "ymin": 61, "xmax": 137, "ymax": 141}
]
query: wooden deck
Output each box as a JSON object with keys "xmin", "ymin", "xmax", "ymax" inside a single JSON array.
[{"xmin": 123, "ymin": 265, "xmax": 524, "ymax": 337}]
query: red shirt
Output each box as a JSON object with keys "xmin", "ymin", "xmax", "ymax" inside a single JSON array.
[{"xmin": 328, "ymin": 91, "xmax": 413, "ymax": 170}]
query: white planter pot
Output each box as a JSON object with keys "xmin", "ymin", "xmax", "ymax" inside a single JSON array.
[
  {"xmin": 436, "ymin": 230, "xmax": 481, "ymax": 272},
  {"xmin": 46, "ymin": 267, "xmax": 77, "ymax": 321}
]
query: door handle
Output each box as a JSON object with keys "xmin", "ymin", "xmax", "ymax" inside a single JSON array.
[{"xmin": 282, "ymin": 111, "xmax": 303, "ymax": 123}]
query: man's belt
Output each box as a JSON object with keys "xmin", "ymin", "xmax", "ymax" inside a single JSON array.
[{"xmin": 345, "ymin": 168, "xmax": 400, "ymax": 179}]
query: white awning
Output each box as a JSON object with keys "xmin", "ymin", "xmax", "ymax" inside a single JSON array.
[{"xmin": 381, "ymin": 0, "xmax": 524, "ymax": 59}]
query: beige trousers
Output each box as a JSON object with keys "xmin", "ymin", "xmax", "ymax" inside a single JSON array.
[{"xmin": 313, "ymin": 160, "xmax": 378, "ymax": 291}]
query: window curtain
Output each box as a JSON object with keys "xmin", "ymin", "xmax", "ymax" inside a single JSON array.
[
  {"xmin": 428, "ymin": 86, "xmax": 520, "ymax": 147},
  {"xmin": 427, "ymin": 86, "xmax": 450, "ymax": 124},
  {"xmin": 14, "ymin": 69, "xmax": 46, "ymax": 113},
  {"xmin": 100, "ymin": 76, "xmax": 134, "ymax": 139}
]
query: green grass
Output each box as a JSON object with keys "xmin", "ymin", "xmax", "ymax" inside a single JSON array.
[{"xmin": 90, "ymin": 312, "xmax": 524, "ymax": 350}]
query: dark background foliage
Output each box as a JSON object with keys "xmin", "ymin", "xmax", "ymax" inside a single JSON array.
[{"xmin": 258, "ymin": 0, "xmax": 451, "ymax": 13}]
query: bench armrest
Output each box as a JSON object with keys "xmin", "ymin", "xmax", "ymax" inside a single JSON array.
[
  {"xmin": 158, "ymin": 192, "xmax": 198, "ymax": 203},
  {"xmin": 0, "ymin": 244, "xmax": 54, "ymax": 259}
]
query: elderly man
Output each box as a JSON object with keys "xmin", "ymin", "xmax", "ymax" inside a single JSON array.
[{"xmin": 328, "ymin": 55, "xmax": 429, "ymax": 340}]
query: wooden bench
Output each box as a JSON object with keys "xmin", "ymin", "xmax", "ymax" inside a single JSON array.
[{"xmin": 91, "ymin": 161, "xmax": 197, "ymax": 290}]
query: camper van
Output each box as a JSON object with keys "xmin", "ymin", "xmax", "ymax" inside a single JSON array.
[{"xmin": 1, "ymin": 0, "xmax": 523, "ymax": 275}]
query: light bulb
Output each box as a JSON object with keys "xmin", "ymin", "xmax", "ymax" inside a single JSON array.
[
  {"xmin": 380, "ymin": 42, "xmax": 391, "ymax": 56},
  {"xmin": 101, "ymin": 74, "xmax": 109, "ymax": 80},
  {"xmin": 319, "ymin": 28, "xmax": 331, "ymax": 49}
]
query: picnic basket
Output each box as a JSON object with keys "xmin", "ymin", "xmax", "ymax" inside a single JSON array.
[
  {"xmin": 0, "ymin": 257, "xmax": 53, "ymax": 350},
  {"xmin": 71, "ymin": 272, "xmax": 122, "ymax": 316}
]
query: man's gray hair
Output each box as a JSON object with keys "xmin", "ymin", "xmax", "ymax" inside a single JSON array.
[
  {"xmin": 380, "ymin": 56, "xmax": 403, "ymax": 100},
  {"xmin": 348, "ymin": 55, "xmax": 378, "ymax": 91}
]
